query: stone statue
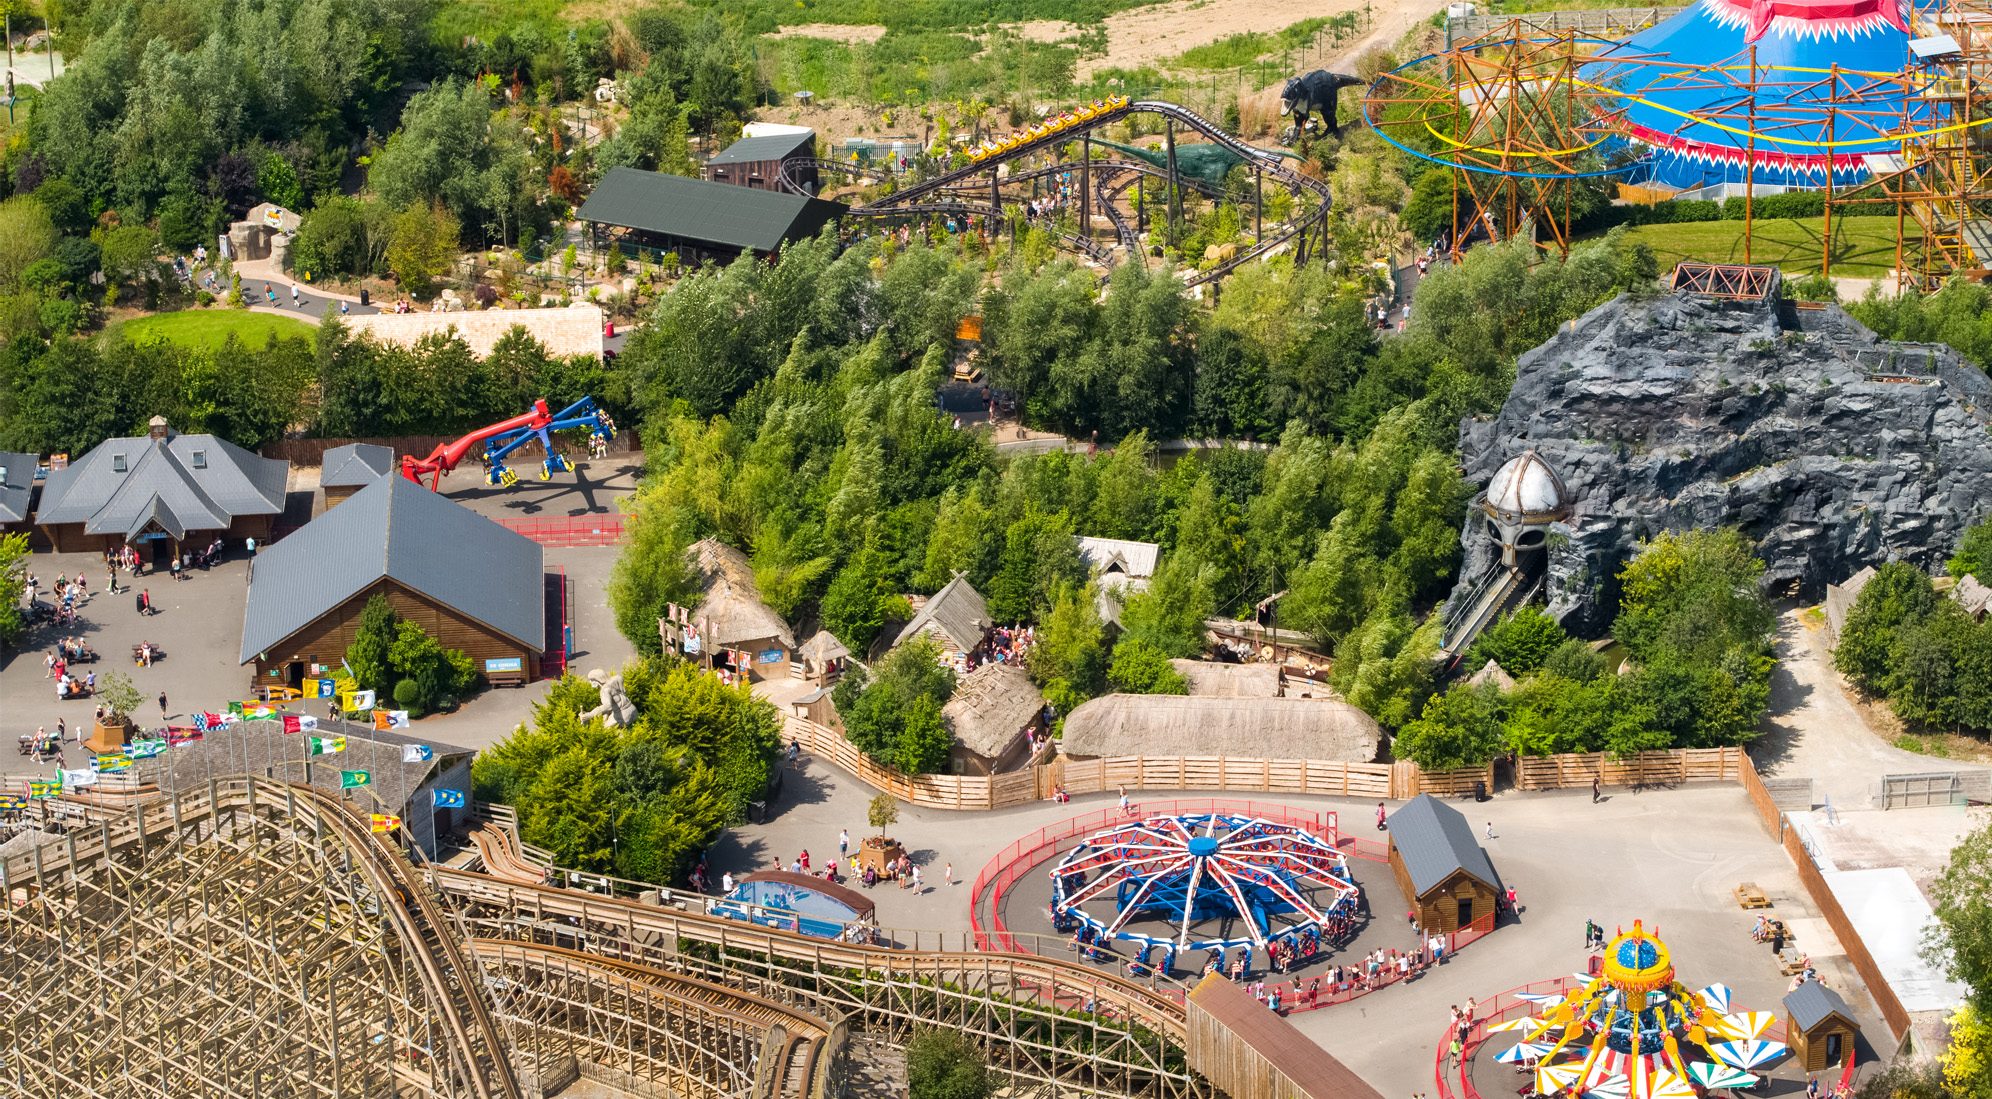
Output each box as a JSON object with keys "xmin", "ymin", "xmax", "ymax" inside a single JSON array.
[
  {"xmin": 581, "ymin": 668, "xmax": 638, "ymax": 728},
  {"xmin": 1280, "ymin": 70, "xmax": 1366, "ymax": 138}
]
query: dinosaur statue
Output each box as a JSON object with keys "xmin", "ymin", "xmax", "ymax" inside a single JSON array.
[
  {"xmin": 1280, "ymin": 69, "xmax": 1366, "ymax": 137},
  {"xmin": 1089, "ymin": 135, "xmax": 1304, "ymax": 187}
]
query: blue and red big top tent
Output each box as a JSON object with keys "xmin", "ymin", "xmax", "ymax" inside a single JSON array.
[{"xmin": 1590, "ymin": 0, "xmax": 1928, "ymax": 190}]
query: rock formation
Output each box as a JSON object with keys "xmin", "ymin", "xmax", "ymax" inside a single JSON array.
[{"xmin": 1448, "ymin": 289, "xmax": 1992, "ymax": 636}]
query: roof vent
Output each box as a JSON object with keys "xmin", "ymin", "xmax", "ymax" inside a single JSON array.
[
  {"xmin": 191, "ymin": 450, "xmax": 207, "ymax": 469},
  {"xmin": 112, "ymin": 454, "xmax": 127, "ymax": 473}
]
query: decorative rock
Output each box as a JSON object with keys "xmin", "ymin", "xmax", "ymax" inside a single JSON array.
[{"xmin": 1446, "ymin": 291, "xmax": 1992, "ymax": 635}]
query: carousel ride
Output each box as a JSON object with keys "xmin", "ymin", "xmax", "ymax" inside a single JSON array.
[
  {"xmin": 1049, "ymin": 812, "xmax": 1359, "ymax": 975},
  {"xmin": 1491, "ymin": 921, "xmax": 1788, "ymax": 1097}
]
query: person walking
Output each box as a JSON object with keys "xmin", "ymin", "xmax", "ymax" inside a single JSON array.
[
  {"xmin": 1485, "ymin": 821, "xmax": 1495, "ymax": 839},
  {"xmin": 158, "ymin": 691, "xmax": 169, "ymax": 721},
  {"xmin": 721, "ymin": 871, "xmax": 734, "ymax": 894},
  {"xmin": 55, "ymin": 718, "xmax": 66, "ymax": 745},
  {"xmin": 909, "ymin": 865, "xmax": 923, "ymax": 892},
  {"xmin": 839, "ymin": 828, "xmax": 850, "ymax": 859},
  {"xmin": 944, "ymin": 862, "xmax": 954, "ymax": 886},
  {"xmin": 106, "ymin": 569, "xmax": 118, "ymax": 595},
  {"xmin": 1592, "ymin": 773, "xmax": 1602, "ymax": 803},
  {"xmin": 1376, "ymin": 802, "xmax": 1387, "ymax": 831}
]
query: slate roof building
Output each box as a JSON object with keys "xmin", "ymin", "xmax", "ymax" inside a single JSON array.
[
  {"xmin": 0, "ymin": 450, "xmax": 34, "ymax": 532},
  {"xmin": 894, "ymin": 573, "xmax": 993, "ymax": 668},
  {"xmin": 942, "ymin": 662, "xmax": 1046, "ymax": 775},
  {"xmin": 239, "ymin": 475, "xmax": 545, "ymax": 692},
  {"xmin": 320, "ymin": 443, "xmax": 395, "ymax": 508},
  {"xmin": 578, "ymin": 167, "xmax": 846, "ymax": 263},
  {"xmin": 705, "ymin": 130, "xmax": 818, "ymax": 193},
  {"xmin": 1386, "ymin": 794, "xmax": 1505, "ymax": 935},
  {"xmin": 35, "ymin": 417, "xmax": 289, "ymax": 559},
  {"xmin": 1782, "ymin": 980, "xmax": 1858, "ymax": 1071}
]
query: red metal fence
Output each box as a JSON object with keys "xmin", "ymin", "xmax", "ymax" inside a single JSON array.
[{"xmin": 500, "ymin": 514, "xmax": 625, "ymax": 546}]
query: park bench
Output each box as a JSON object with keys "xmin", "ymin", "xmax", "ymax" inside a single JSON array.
[{"xmin": 1733, "ymin": 882, "xmax": 1771, "ymax": 909}]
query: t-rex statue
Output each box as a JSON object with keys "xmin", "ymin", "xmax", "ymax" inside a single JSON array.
[
  {"xmin": 1089, "ymin": 136, "xmax": 1304, "ymax": 188},
  {"xmin": 1280, "ymin": 69, "xmax": 1366, "ymax": 137}
]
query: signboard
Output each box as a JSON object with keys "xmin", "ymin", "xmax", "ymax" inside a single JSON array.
[
  {"xmin": 484, "ymin": 657, "xmax": 524, "ymax": 674},
  {"xmin": 263, "ymin": 206, "xmax": 287, "ymax": 229},
  {"xmin": 758, "ymin": 649, "xmax": 784, "ymax": 664}
]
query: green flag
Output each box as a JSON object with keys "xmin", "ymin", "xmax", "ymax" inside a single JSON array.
[
  {"xmin": 308, "ymin": 735, "xmax": 347, "ymax": 756},
  {"xmin": 340, "ymin": 770, "xmax": 371, "ymax": 789}
]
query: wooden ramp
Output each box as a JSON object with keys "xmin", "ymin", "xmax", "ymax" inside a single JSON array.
[{"xmin": 1186, "ymin": 974, "xmax": 1384, "ymax": 1099}]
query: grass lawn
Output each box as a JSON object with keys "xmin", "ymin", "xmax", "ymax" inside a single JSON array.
[
  {"xmin": 112, "ymin": 309, "xmax": 315, "ymax": 351},
  {"xmin": 1616, "ymin": 215, "xmax": 1915, "ymax": 279}
]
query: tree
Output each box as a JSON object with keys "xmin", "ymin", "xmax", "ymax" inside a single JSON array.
[
  {"xmin": 1930, "ymin": 818, "xmax": 1992, "ymax": 1018},
  {"xmin": 987, "ymin": 509, "xmax": 1085, "ymax": 624},
  {"xmin": 1467, "ymin": 606, "xmax": 1568, "ymax": 678},
  {"xmin": 1106, "ymin": 639, "xmax": 1190, "ymax": 695},
  {"xmin": 1836, "ymin": 562, "xmax": 1939, "ymax": 692},
  {"xmin": 1392, "ymin": 684, "xmax": 1504, "ymax": 770},
  {"xmin": 1952, "ymin": 518, "xmax": 1992, "ymax": 585},
  {"xmin": 0, "ymin": 532, "xmax": 28, "ymax": 643},
  {"xmin": 347, "ymin": 595, "xmax": 399, "ymax": 696},
  {"xmin": 868, "ymin": 792, "xmax": 900, "ymax": 836},
  {"xmin": 99, "ymin": 225, "xmax": 162, "ymax": 290},
  {"xmin": 1028, "ymin": 580, "xmax": 1107, "ymax": 713},
  {"xmin": 386, "ymin": 202, "xmax": 460, "ymax": 300},
  {"xmin": 98, "ymin": 671, "xmax": 143, "ymax": 726},
  {"xmin": 607, "ymin": 492, "xmax": 701, "ymax": 655},
  {"xmin": 368, "ymin": 80, "xmax": 535, "ymax": 239},
  {"xmin": 0, "ymin": 196, "xmax": 55, "ymax": 293},
  {"xmin": 835, "ymin": 638, "xmax": 957, "ymax": 774},
  {"xmin": 822, "ymin": 534, "xmax": 895, "ymax": 654},
  {"xmin": 907, "ymin": 1030, "xmax": 992, "ymax": 1099}
]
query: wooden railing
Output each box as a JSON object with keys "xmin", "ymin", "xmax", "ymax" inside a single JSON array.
[
  {"xmin": 1513, "ymin": 747, "xmax": 1744, "ymax": 791},
  {"xmin": 779, "ymin": 714, "xmax": 1491, "ymax": 810}
]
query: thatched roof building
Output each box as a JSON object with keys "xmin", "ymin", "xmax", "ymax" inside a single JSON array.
[
  {"xmin": 1171, "ymin": 659, "xmax": 1281, "ymax": 698},
  {"xmin": 1463, "ymin": 660, "xmax": 1517, "ymax": 692},
  {"xmin": 895, "ymin": 572, "xmax": 991, "ymax": 661},
  {"xmin": 672, "ymin": 539, "xmax": 796, "ymax": 682},
  {"xmin": 1059, "ymin": 694, "xmax": 1380, "ymax": 762},
  {"xmin": 942, "ymin": 662, "xmax": 1045, "ymax": 775}
]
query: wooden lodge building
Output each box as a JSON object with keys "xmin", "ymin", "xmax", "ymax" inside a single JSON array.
[
  {"xmin": 239, "ymin": 476, "xmax": 545, "ymax": 693},
  {"xmin": 577, "ymin": 167, "xmax": 846, "ymax": 265},
  {"xmin": 320, "ymin": 443, "xmax": 395, "ymax": 507},
  {"xmin": 704, "ymin": 130, "xmax": 818, "ymax": 194},
  {"xmin": 1385, "ymin": 794, "xmax": 1504, "ymax": 935},
  {"xmin": 34, "ymin": 416, "xmax": 288, "ymax": 562}
]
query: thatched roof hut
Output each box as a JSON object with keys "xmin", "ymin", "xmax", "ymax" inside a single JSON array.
[
  {"xmin": 942, "ymin": 663, "xmax": 1045, "ymax": 773},
  {"xmin": 687, "ymin": 538, "xmax": 795, "ymax": 650},
  {"xmin": 1171, "ymin": 659, "xmax": 1281, "ymax": 698},
  {"xmin": 1059, "ymin": 694, "xmax": 1380, "ymax": 762},
  {"xmin": 1463, "ymin": 660, "xmax": 1517, "ymax": 692},
  {"xmin": 895, "ymin": 572, "xmax": 991, "ymax": 656}
]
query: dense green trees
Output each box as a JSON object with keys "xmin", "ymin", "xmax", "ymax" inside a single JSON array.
[
  {"xmin": 833, "ymin": 639, "xmax": 958, "ymax": 773},
  {"xmin": 1836, "ymin": 561, "xmax": 1992, "ymax": 732},
  {"xmin": 906, "ymin": 1030, "xmax": 993, "ymax": 1099},
  {"xmin": 474, "ymin": 658, "xmax": 780, "ymax": 883},
  {"xmin": 342, "ymin": 594, "xmax": 477, "ymax": 715}
]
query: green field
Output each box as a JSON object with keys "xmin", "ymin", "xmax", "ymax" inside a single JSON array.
[
  {"xmin": 113, "ymin": 309, "xmax": 315, "ymax": 351},
  {"xmin": 1617, "ymin": 215, "xmax": 1915, "ymax": 279}
]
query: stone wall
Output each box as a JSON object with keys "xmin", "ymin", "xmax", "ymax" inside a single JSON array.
[
  {"xmin": 345, "ymin": 303, "xmax": 605, "ymax": 360},
  {"xmin": 1449, "ymin": 292, "xmax": 1992, "ymax": 634}
]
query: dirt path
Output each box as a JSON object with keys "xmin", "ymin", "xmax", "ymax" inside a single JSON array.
[
  {"xmin": 1752, "ymin": 609, "xmax": 1988, "ymax": 808},
  {"xmin": 1078, "ymin": 0, "xmax": 1440, "ymax": 77}
]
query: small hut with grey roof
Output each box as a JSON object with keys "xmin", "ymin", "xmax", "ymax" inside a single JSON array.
[
  {"xmin": 676, "ymin": 538, "xmax": 796, "ymax": 682},
  {"xmin": 894, "ymin": 573, "xmax": 992, "ymax": 668},
  {"xmin": 1386, "ymin": 794, "xmax": 1504, "ymax": 934},
  {"xmin": 320, "ymin": 443, "xmax": 396, "ymax": 508},
  {"xmin": 0, "ymin": 450, "xmax": 34, "ymax": 535},
  {"xmin": 941, "ymin": 662, "xmax": 1046, "ymax": 775},
  {"xmin": 1781, "ymin": 980, "xmax": 1858, "ymax": 1071},
  {"xmin": 1057, "ymin": 694, "xmax": 1380, "ymax": 762}
]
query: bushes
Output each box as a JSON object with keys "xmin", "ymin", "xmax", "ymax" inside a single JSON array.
[
  {"xmin": 1837, "ymin": 561, "xmax": 1992, "ymax": 732},
  {"xmin": 833, "ymin": 638, "xmax": 958, "ymax": 774},
  {"xmin": 907, "ymin": 1030, "xmax": 992, "ymax": 1099},
  {"xmin": 342, "ymin": 594, "xmax": 478, "ymax": 715}
]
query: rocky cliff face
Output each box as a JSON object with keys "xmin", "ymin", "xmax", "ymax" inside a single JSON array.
[{"xmin": 1449, "ymin": 291, "xmax": 1992, "ymax": 636}]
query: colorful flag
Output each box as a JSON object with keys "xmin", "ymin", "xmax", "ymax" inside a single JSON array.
[
  {"xmin": 432, "ymin": 789, "xmax": 466, "ymax": 809},
  {"xmin": 193, "ymin": 711, "xmax": 214, "ymax": 731},
  {"xmin": 26, "ymin": 779, "xmax": 62, "ymax": 799},
  {"xmin": 307, "ymin": 736, "xmax": 347, "ymax": 756},
  {"xmin": 92, "ymin": 754, "xmax": 132, "ymax": 773},
  {"xmin": 348, "ymin": 689, "xmax": 377, "ymax": 712},
  {"xmin": 241, "ymin": 701, "xmax": 273, "ymax": 718},
  {"xmin": 281, "ymin": 714, "xmax": 318, "ymax": 734},
  {"xmin": 128, "ymin": 738, "xmax": 167, "ymax": 759},
  {"xmin": 59, "ymin": 768, "xmax": 97, "ymax": 788},
  {"xmin": 226, "ymin": 700, "xmax": 243, "ymax": 716},
  {"xmin": 168, "ymin": 728, "xmax": 205, "ymax": 747},
  {"xmin": 374, "ymin": 710, "xmax": 410, "ymax": 731},
  {"xmin": 0, "ymin": 794, "xmax": 26, "ymax": 812},
  {"xmin": 314, "ymin": 677, "xmax": 337, "ymax": 698},
  {"xmin": 340, "ymin": 770, "xmax": 371, "ymax": 789},
  {"xmin": 401, "ymin": 744, "xmax": 434, "ymax": 763},
  {"xmin": 370, "ymin": 813, "xmax": 403, "ymax": 833}
]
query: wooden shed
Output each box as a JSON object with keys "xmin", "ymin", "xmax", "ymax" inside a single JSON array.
[
  {"xmin": 1783, "ymin": 980, "xmax": 1858, "ymax": 1072},
  {"xmin": 1386, "ymin": 794, "xmax": 1503, "ymax": 935},
  {"xmin": 704, "ymin": 130, "xmax": 817, "ymax": 193},
  {"xmin": 239, "ymin": 475, "xmax": 544, "ymax": 692},
  {"xmin": 320, "ymin": 443, "xmax": 394, "ymax": 508}
]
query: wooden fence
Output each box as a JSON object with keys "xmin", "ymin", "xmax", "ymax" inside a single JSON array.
[
  {"xmin": 1513, "ymin": 747, "xmax": 1744, "ymax": 791},
  {"xmin": 260, "ymin": 430, "xmax": 641, "ymax": 466},
  {"xmin": 780, "ymin": 714, "xmax": 1491, "ymax": 811}
]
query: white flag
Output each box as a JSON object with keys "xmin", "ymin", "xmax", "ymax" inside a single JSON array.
[
  {"xmin": 297, "ymin": 714, "xmax": 318, "ymax": 732},
  {"xmin": 350, "ymin": 690, "xmax": 376, "ymax": 712},
  {"xmin": 402, "ymin": 744, "xmax": 434, "ymax": 763},
  {"xmin": 59, "ymin": 768, "xmax": 98, "ymax": 788},
  {"xmin": 384, "ymin": 710, "xmax": 410, "ymax": 729}
]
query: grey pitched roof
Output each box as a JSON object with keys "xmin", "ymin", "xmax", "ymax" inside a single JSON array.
[
  {"xmin": 1388, "ymin": 794, "xmax": 1502, "ymax": 897},
  {"xmin": 0, "ymin": 451, "xmax": 35, "ymax": 523},
  {"xmin": 239, "ymin": 476, "xmax": 544, "ymax": 662},
  {"xmin": 36, "ymin": 430, "xmax": 287, "ymax": 535},
  {"xmin": 895, "ymin": 573, "xmax": 991, "ymax": 651},
  {"xmin": 708, "ymin": 131, "xmax": 814, "ymax": 165},
  {"xmin": 1782, "ymin": 980, "xmax": 1855, "ymax": 1031},
  {"xmin": 321, "ymin": 443, "xmax": 396, "ymax": 488},
  {"xmin": 577, "ymin": 167, "xmax": 847, "ymax": 253}
]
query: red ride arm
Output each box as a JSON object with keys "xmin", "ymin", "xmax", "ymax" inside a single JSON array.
[{"xmin": 396, "ymin": 400, "xmax": 553, "ymax": 489}]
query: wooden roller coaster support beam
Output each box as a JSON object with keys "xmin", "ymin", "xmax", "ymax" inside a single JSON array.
[
  {"xmin": 1255, "ymin": 166, "xmax": 1263, "ymax": 243},
  {"xmin": 1082, "ymin": 131, "xmax": 1092, "ymax": 237},
  {"xmin": 1166, "ymin": 120, "xmax": 1181, "ymax": 235}
]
